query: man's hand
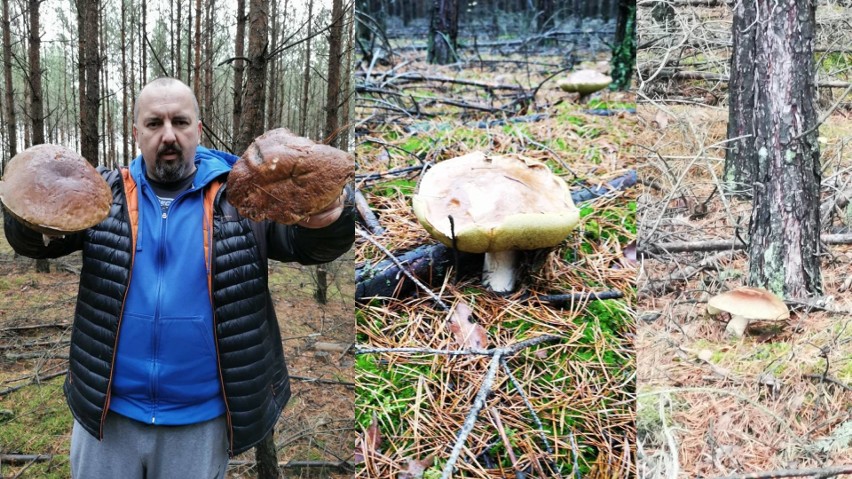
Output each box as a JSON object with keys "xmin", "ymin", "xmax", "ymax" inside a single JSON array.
[{"xmin": 296, "ymin": 191, "xmax": 346, "ymax": 229}]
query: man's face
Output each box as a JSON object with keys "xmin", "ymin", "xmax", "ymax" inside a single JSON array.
[{"xmin": 133, "ymin": 83, "xmax": 202, "ymax": 182}]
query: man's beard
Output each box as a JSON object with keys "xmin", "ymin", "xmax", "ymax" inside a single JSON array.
[{"xmin": 153, "ymin": 145, "xmax": 191, "ymax": 182}]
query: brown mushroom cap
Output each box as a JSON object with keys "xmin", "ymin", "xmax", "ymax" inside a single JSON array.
[
  {"xmin": 707, "ymin": 286, "xmax": 790, "ymax": 336},
  {"xmin": 412, "ymin": 152, "xmax": 580, "ymax": 253},
  {"xmin": 0, "ymin": 144, "xmax": 111, "ymax": 235},
  {"xmin": 228, "ymin": 128, "xmax": 354, "ymax": 224},
  {"xmin": 706, "ymin": 287, "xmax": 790, "ymax": 321}
]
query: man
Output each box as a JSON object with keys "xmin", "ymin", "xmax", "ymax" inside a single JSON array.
[{"xmin": 3, "ymin": 77, "xmax": 354, "ymax": 477}]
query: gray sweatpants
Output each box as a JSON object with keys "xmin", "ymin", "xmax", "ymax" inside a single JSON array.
[{"xmin": 70, "ymin": 412, "xmax": 228, "ymax": 479}]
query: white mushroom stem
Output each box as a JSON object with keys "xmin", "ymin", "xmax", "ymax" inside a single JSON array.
[
  {"xmin": 483, "ymin": 250, "xmax": 518, "ymax": 294},
  {"xmin": 724, "ymin": 315, "xmax": 750, "ymax": 337}
]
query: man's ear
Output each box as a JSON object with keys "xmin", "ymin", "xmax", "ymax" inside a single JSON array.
[
  {"xmin": 197, "ymin": 120, "xmax": 202, "ymax": 137},
  {"xmin": 132, "ymin": 124, "xmax": 137, "ymax": 143}
]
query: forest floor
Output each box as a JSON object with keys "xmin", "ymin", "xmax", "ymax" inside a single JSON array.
[
  {"xmin": 635, "ymin": 102, "xmax": 852, "ymax": 477},
  {"xmin": 0, "ymin": 225, "xmax": 355, "ymax": 479},
  {"xmin": 354, "ymin": 47, "xmax": 637, "ymax": 478}
]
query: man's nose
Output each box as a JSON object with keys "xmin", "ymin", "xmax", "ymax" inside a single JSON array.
[{"xmin": 162, "ymin": 123, "xmax": 177, "ymax": 143}]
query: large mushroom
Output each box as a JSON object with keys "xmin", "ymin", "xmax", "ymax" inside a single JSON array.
[
  {"xmin": 412, "ymin": 152, "xmax": 580, "ymax": 293},
  {"xmin": 706, "ymin": 286, "xmax": 790, "ymax": 337},
  {"xmin": 228, "ymin": 128, "xmax": 354, "ymax": 224},
  {"xmin": 557, "ymin": 69, "xmax": 613, "ymax": 101},
  {"xmin": 0, "ymin": 144, "xmax": 111, "ymax": 235}
]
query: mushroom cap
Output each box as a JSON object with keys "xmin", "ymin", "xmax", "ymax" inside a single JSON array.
[
  {"xmin": 412, "ymin": 152, "xmax": 580, "ymax": 254},
  {"xmin": 706, "ymin": 286, "xmax": 790, "ymax": 321},
  {"xmin": 557, "ymin": 69, "xmax": 613, "ymax": 95},
  {"xmin": 228, "ymin": 128, "xmax": 354, "ymax": 224},
  {"xmin": 0, "ymin": 144, "xmax": 111, "ymax": 235}
]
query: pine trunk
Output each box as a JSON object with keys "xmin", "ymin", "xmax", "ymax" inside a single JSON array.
[
  {"xmin": 324, "ymin": 0, "xmax": 344, "ymax": 146},
  {"xmin": 747, "ymin": 0, "xmax": 821, "ymax": 298},
  {"xmin": 3, "ymin": 0, "xmax": 16, "ymax": 158},
  {"xmin": 724, "ymin": 0, "xmax": 758, "ymax": 195},
  {"xmin": 232, "ymin": 0, "xmax": 246, "ymax": 149},
  {"xmin": 299, "ymin": 0, "xmax": 313, "ymax": 137}
]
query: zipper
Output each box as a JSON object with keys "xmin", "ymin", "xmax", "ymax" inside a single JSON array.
[
  {"xmin": 150, "ymin": 184, "xmax": 199, "ymax": 424},
  {"xmin": 100, "ymin": 172, "xmax": 136, "ymax": 439},
  {"xmin": 207, "ymin": 183, "xmax": 235, "ymax": 454}
]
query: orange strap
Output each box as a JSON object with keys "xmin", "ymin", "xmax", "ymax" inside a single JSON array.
[{"xmin": 121, "ymin": 169, "xmax": 139, "ymax": 253}]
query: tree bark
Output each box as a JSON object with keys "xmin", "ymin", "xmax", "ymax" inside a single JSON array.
[
  {"xmin": 427, "ymin": 0, "xmax": 460, "ymax": 65},
  {"xmin": 724, "ymin": 0, "xmax": 757, "ymax": 194},
  {"xmin": 232, "ymin": 0, "xmax": 246, "ymax": 148},
  {"xmin": 234, "ymin": 0, "xmax": 268, "ymax": 153},
  {"xmin": 193, "ymin": 0, "xmax": 201, "ymax": 96},
  {"xmin": 298, "ymin": 0, "xmax": 313, "ymax": 137},
  {"xmin": 747, "ymin": 0, "xmax": 821, "ymax": 298},
  {"xmin": 121, "ymin": 0, "xmax": 129, "ymax": 163},
  {"xmin": 3, "ymin": 0, "xmax": 17, "ymax": 160},
  {"xmin": 324, "ymin": 0, "xmax": 344, "ymax": 147},
  {"xmin": 79, "ymin": 0, "xmax": 100, "ymax": 166}
]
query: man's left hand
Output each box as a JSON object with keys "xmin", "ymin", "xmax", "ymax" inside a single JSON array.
[{"xmin": 296, "ymin": 191, "xmax": 346, "ymax": 228}]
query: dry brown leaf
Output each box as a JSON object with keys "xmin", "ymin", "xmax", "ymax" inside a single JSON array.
[
  {"xmin": 397, "ymin": 455, "xmax": 435, "ymax": 479},
  {"xmin": 354, "ymin": 413, "xmax": 382, "ymax": 464},
  {"xmin": 448, "ymin": 301, "xmax": 488, "ymax": 350}
]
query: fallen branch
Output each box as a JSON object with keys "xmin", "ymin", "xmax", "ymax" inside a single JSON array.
[
  {"xmin": 500, "ymin": 357, "xmax": 563, "ymax": 479},
  {"xmin": 356, "ymin": 228, "xmax": 451, "ymax": 311},
  {"xmin": 356, "ymin": 165, "xmax": 425, "ymax": 183},
  {"xmin": 441, "ymin": 352, "xmax": 503, "ymax": 479},
  {"xmin": 710, "ymin": 465, "xmax": 852, "ymax": 479},
  {"xmin": 374, "ymin": 72, "xmax": 527, "ymax": 91},
  {"xmin": 570, "ymin": 170, "xmax": 638, "ymax": 203},
  {"xmin": 0, "ymin": 454, "xmax": 54, "ymax": 464},
  {"xmin": 354, "ymin": 189, "xmax": 385, "ymax": 235},
  {"xmin": 529, "ymin": 290, "xmax": 624, "ymax": 307},
  {"xmin": 639, "ymin": 250, "xmax": 741, "ymax": 296},
  {"xmin": 0, "ymin": 322, "xmax": 70, "ymax": 333},
  {"xmin": 355, "ymin": 242, "xmax": 481, "ymax": 302},
  {"xmin": 0, "ymin": 369, "xmax": 67, "ymax": 398},
  {"xmin": 803, "ymin": 374, "xmax": 852, "ymax": 393},
  {"xmin": 640, "ymin": 233, "xmax": 852, "ymax": 255},
  {"xmin": 289, "ymin": 375, "xmax": 355, "ymax": 387},
  {"xmin": 643, "ymin": 69, "xmax": 852, "ymax": 88}
]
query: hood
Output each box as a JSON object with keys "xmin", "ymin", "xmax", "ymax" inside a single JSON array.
[
  {"xmin": 129, "ymin": 146, "xmax": 238, "ymax": 187},
  {"xmin": 127, "ymin": 146, "xmax": 239, "ymax": 253}
]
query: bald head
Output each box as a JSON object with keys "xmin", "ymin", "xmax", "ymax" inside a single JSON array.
[{"xmin": 133, "ymin": 77, "xmax": 200, "ymax": 123}]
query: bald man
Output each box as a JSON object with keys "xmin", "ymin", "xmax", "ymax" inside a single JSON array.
[{"xmin": 4, "ymin": 77, "xmax": 354, "ymax": 478}]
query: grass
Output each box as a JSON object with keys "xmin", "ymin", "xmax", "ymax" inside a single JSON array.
[{"xmin": 0, "ymin": 379, "xmax": 72, "ymax": 478}]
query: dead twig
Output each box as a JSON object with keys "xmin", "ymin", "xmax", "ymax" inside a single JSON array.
[
  {"xmin": 354, "ymin": 189, "xmax": 385, "ymax": 236},
  {"xmin": 0, "ymin": 369, "xmax": 67, "ymax": 398},
  {"xmin": 710, "ymin": 465, "xmax": 852, "ymax": 479}
]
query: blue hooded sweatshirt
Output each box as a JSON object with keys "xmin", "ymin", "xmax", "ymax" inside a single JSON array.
[{"xmin": 109, "ymin": 146, "xmax": 238, "ymax": 425}]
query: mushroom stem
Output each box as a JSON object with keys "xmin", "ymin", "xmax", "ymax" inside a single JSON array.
[
  {"xmin": 483, "ymin": 250, "xmax": 517, "ymax": 293},
  {"xmin": 724, "ymin": 314, "xmax": 750, "ymax": 337}
]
